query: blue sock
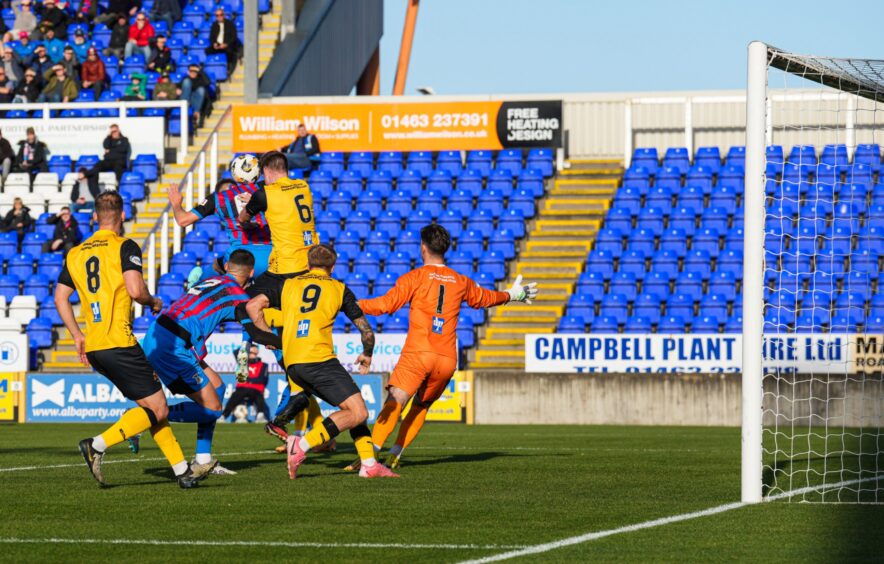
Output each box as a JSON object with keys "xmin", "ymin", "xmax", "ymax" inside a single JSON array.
[
  {"xmin": 274, "ymin": 385, "xmax": 291, "ymax": 419},
  {"xmin": 196, "ymin": 420, "xmax": 216, "ymax": 458},
  {"xmin": 168, "ymin": 400, "xmax": 219, "ymax": 424}
]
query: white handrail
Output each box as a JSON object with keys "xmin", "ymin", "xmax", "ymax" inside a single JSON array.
[
  {"xmin": 0, "ymin": 100, "xmax": 189, "ymax": 163},
  {"xmin": 160, "ymin": 213, "xmax": 169, "ymax": 276}
]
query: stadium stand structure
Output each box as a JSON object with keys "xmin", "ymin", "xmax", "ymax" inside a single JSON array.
[
  {"xmin": 471, "ymin": 159, "xmax": 622, "ymax": 368},
  {"xmin": 556, "ymin": 144, "xmax": 883, "ymax": 337},
  {"xmin": 39, "ymin": 3, "xmax": 283, "ymax": 371}
]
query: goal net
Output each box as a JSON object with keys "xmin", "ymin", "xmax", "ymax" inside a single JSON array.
[{"xmin": 743, "ymin": 42, "xmax": 884, "ymax": 503}]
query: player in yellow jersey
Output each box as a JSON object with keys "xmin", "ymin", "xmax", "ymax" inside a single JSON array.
[
  {"xmin": 237, "ymin": 150, "xmax": 318, "ymax": 302},
  {"xmin": 243, "ymin": 244, "xmax": 398, "ymax": 479},
  {"xmin": 54, "ymin": 192, "xmax": 212, "ymax": 488}
]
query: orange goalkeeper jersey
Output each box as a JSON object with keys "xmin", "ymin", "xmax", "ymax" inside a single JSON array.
[{"xmin": 359, "ymin": 264, "xmax": 510, "ymax": 359}]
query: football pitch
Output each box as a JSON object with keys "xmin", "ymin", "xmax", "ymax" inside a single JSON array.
[{"xmin": 1, "ymin": 423, "xmax": 882, "ymax": 562}]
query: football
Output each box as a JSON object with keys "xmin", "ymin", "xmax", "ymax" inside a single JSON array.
[{"xmin": 229, "ymin": 154, "xmax": 260, "ymax": 184}]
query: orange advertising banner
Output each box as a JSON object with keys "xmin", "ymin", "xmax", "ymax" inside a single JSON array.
[{"xmin": 232, "ymin": 100, "xmax": 562, "ymax": 154}]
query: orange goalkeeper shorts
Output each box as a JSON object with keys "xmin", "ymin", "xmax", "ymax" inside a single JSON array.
[{"xmin": 387, "ymin": 351, "xmax": 457, "ymax": 404}]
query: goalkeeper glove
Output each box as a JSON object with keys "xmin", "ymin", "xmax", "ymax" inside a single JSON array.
[
  {"xmin": 235, "ymin": 342, "xmax": 250, "ymax": 383},
  {"xmin": 506, "ymin": 274, "xmax": 538, "ymax": 304}
]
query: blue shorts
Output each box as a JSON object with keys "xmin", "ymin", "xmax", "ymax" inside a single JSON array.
[
  {"xmin": 225, "ymin": 243, "xmax": 272, "ymax": 278},
  {"xmin": 142, "ymin": 322, "xmax": 210, "ymax": 396}
]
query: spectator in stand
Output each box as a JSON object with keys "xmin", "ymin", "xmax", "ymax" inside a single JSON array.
[
  {"xmin": 70, "ymin": 28, "xmax": 90, "ymax": 61},
  {"xmin": 0, "ymin": 67, "xmax": 14, "ymax": 103},
  {"xmin": 206, "ymin": 7, "xmax": 238, "ymax": 74},
  {"xmin": 80, "ymin": 47, "xmax": 105, "ymax": 99},
  {"xmin": 91, "ymin": 123, "xmax": 131, "ymax": 182},
  {"xmin": 221, "ymin": 344, "xmax": 271, "ymax": 423},
  {"xmin": 180, "ymin": 63, "xmax": 210, "ymax": 124},
  {"xmin": 39, "ymin": 0, "xmax": 68, "ymax": 39},
  {"xmin": 152, "ymin": 69, "xmax": 178, "ymax": 100},
  {"xmin": 40, "ymin": 63, "xmax": 78, "ymax": 102},
  {"xmin": 124, "ymin": 12, "xmax": 155, "ymax": 60},
  {"xmin": 121, "ymin": 72, "xmax": 146, "ymax": 100},
  {"xmin": 96, "ymin": 0, "xmax": 140, "ymax": 25},
  {"xmin": 150, "ymin": 0, "xmax": 181, "ymax": 33},
  {"xmin": 0, "ymin": 129, "xmax": 15, "ymax": 181},
  {"xmin": 6, "ymin": 0, "xmax": 37, "ymax": 43},
  {"xmin": 15, "ymin": 127, "xmax": 48, "ymax": 175},
  {"xmin": 104, "ymin": 13, "xmax": 129, "ymax": 60},
  {"xmin": 39, "ymin": 23, "xmax": 65, "ymax": 63},
  {"xmin": 12, "ymin": 31, "xmax": 35, "ymax": 64},
  {"xmin": 29, "ymin": 44, "xmax": 54, "ymax": 77},
  {"xmin": 2, "ymin": 48, "xmax": 24, "ymax": 85},
  {"xmin": 1, "ymin": 197, "xmax": 33, "ymax": 248},
  {"xmin": 12, "ymin": 67, "xmax": 41, "ymax": 103},
  {"xmin": 281, "ymin": 124, "xmax": 321, "ymax": 171},
  {"xmin": 42, "ymin": 206, "xmax": 81, "ymax": 254},
  {"xmin": 73, "ymin": 167, "xmax": 100, "ymax": 211},
  {"xmin": 146, "ymin": 34, "xmax": 174, "ymax": 74},
  {"xmin": 59, "ymin": 46, "xmax": 80, "ymax": 80},
  {"xmin": 74, "ymin": 0, "xmax": 99, "ymax": 25}
]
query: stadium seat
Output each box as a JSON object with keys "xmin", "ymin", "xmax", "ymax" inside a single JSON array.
[
  {"xmin": 632, "ymin": 148, "xmax": 659, "ymax": 176},
  {"xmin": 364, "ymin": 230, "xmax": 391, "ymax": 255},
  {"xmin": 558, "ymin": 315, "xmax": 586, "ymax": 333},
  {"xmin": 691, "ymin": 315, "xmax": 720, "ymax": 333},
  {"xmin": 466, "ymin": 150, "xmax": 493, "ymax": 177},
  {"xmin": 426, "ymin": 169, "xmax": 453, "ymax": 194},
  {"xmin": 23, "ymin": 274, "xmax": 51, "ymax": 303},
  {"xmin": 456, "ymin": 169, "xmax": 483, "ymax": 197},
  {"xmin": 397, "ymin": 169, "xmax": 423, "ymax": 196},
  {"xmin": 183, "ymin": 230, "xmax": 211, "ymax": 256},
  {"xmin": 657, "ymin": 315, "xmax": 686, "ymax": 332},
  {"xmin": 132, "ymin": 155, "xmax": 159, "ymax": 182},
  {"xmin": 622, "ymin": 166, "xmax": 650, "ymax": 192},
  {"xmin": 623, "ymin": 316, "xmax": 652, "ymax": 333},
  {"xmin": 7, "ymin": 254, "xmax": 34, "ymax": 279},
  {"xmin": 694, "ymin": 146, "xmax": 721, "ymax": 173},
  {"xmin": 599, "ymin": 294, "xmax": 629, "ymax": 326},
  {"xmin": 377, "ymin": 151, "xmax": 404, "ymax": 176},
  {"xmin": 27, "ymin": 317, "xmax": 53, "ymax": 349},
  {"xmin": 437, "ymin": 151, "xmax": 463, "ymax": 176}
]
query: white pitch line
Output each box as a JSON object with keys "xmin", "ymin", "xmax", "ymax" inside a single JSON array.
[
  {"xmin": 458, "ymin": 475, "xmax": 884, "ymax": 564},
  {"xmin": 0, "ymin": 537, "xmax": 526, "ymax": 551}
]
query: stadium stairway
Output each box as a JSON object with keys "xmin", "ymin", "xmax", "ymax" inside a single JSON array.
[
  {"xmin": 470, "ymin": 159, "xmax": 622, "ymax": 369},
  {"xmin": 42, "ymin": 5, "xmax": 283, "ymax": 372}
]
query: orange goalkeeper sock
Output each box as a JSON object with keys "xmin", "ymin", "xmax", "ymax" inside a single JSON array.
[
  {"xmin": 95, "ymin": 407, "xmax": 153, "ymax": 451},
  {"xmin": 371, "ymin": 399, "xmax": 402, "ymax": 450},
  {"xmin": 150, "ymin": 420, "xmax": 188, "ymax": 475},
  {"xmin": 394, "ymin": 403, "xmax": 430, "ymax": 451}
]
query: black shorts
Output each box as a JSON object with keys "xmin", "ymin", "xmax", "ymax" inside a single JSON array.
[
  {"xmin": 86, "ymin": 345, "xmax": 162, "ymax": 402},
  {"xmin": 248, "ymin": 269, "xmax": 308, "ymax": 299},
  {"xmin": 286, "ymin": 358, "xmax": 360, "ymax": 407}
]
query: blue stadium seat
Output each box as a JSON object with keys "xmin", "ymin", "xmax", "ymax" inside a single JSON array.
[
  {"xmin": 438, "ymin": 210, "xmax": 464, "ymax": 238},
  {"xmin": 622, "ymin": 166, "xmax": 650, "ymax": 192},
  {"xmin": 476, "ymin": 189, "xmax": 505, "ymax": 217},
  {"xmin": 373, "ymin": 272, "xmax": 398, "ymax": 296},
  {"xmin": 666, "ymin": 293, "xmax": 694, "ymax": 320},
  {"xmin": 674, "ymin": 271, "xmax": 703, "ymax": 298},
  {"xmin": 618, "ymin": 249, "xmax": 647, "ymax": 276},
  {"xmin": 456, "ymin": 229, "xmax": 485, "ymax": 256},
  {"xmin": 686, "ymin": 165, "xmax": 713, "ymax": 193},
  {"xmin": 170, "ymin": 251, "xmax": 198, "ymax": 277},
  {"xmin": 699, "ymin": 293, "xmax": 728, "ymax": 319},
  {"xmin": 669, "ymin": 206, "xmax": 699, "ymax": 234},
  {"xmin": 623, "ymin": 316, "xmax": 651, "ymax": 333},
  {"xmin": 517, "ymin": 168, "xmax": 545, "ymax": 197},
  {"xmin": 375, "ymin": 210, "xmax": 402, "ymax": 234},
  {"xmin": 642, "ymin": 271, "xmax": 672, "ymax": 300},
  {"xmin": 396, "ymin": 169, "xmax": 423, "ymax": 196},
  {"xmin": 316, "ymin": 210, "xmax": 342, "ymax": 241},
  {"xmin": 692, "ymin": 227, "xmax": 721, "ymax": 255},
  {"xmin": 446, "ymin": 188, "xmax": 474, "ymax": 216},
  {"xmin": 586, "ymin": 250, "xmax": 615, "ymax": 280},
  {"xmin": 183, "ymin": 230, "xmax": 210, "ymax": 256},
  {"xmin": 377, "ymin": 152, "xmax": 404, "ymax": 177},
  {"xmin": 8, "ymin": 254, "xmax": 34, "ymax": 279},
  {"xmin": 414, "ymin": 191, "xmax": 443, "ymax": 218},
  {"xmin": 695, "ymin": 146, "xmax": 722, "ymax": 173},
  {"xmin": 567, "ymin": 294, "xmax": 595, "ymax": 324},
  {"xmin": 588, "ymin": 315, "xmax": 617, "ymax": 333},
  {"xmin": 346, "ymin": 273, "xmax": 370, "ymax": 298},
  {"xmin": 576, "ymin": 270, "xmax": 606, "ymax": 297},
  {"xmin": 406, "ymin": 151, "xmax": 434, "ymax": 178},
  {"xmin": 854, "ymin": 143, "xmax": 881, "ymax": 173},
  {"xmin": 354, "ymin": 251, "xmax": 383, "ymax": 280},
  {"xmin": 610, "ymin": 272, "xmax": 638, "ymax": 301},
  {"xmin": 456, "ymin": 169, "xmax": 483, "ymax": 198},
  {"xmin": 22, "ymin": 233, "xmax": 48, "ymax": 258},
  {"xmin": 692, "ymin": 315, "xmax": 720, "ymax": 333},
  {"xmin": 427, "ymin": 169, "xmax": 453, "ymax": 194},
  {"xmin": 468, "ymin": 209, "xmax": 495, "ymax": 238},
  {"xmin": 449, "ymin": 250, "xmax": 474, "ymax": 276},
  {"xmin": 334, "ymin": 230, "xmax": 362, "ymax": 256},
  {"xmin": 24, "ymin": 274, "xmax": 51, "ymax": 303},
  {"xmin": 27, "ymin": 318, "xmax": 53, "ymax": 349},
  {"xmin": 478, "ymin": 251, "xmax": 506, "ymax": 281},
  {"xmin": 658, "ymin": 315, "xmax": 686, "ymax": 332},
  {"xmin": 632, "ymin": 148, "xmax": 659, "ymax": 176},
  {"xmin": 558, "ymin": 315, "xmax": 586, "ymax": 333},
  {"xmin": 496, "ymin": 148, "xmax": 523, "ymax": 175},
  {"xmin": 158, "ymin": 272, "xmax": 185, "ymax": 301},
  {"xmin": 385, "ymin": 250, "xmax": 412, "ymax": 273},
  {"xmin": 346, "ymin": 152, "xmax": 373, "ymax": 176},
  {"xmin": 655, "ymin": 166, "xmax": 682, "ymax": 191},
  {"xmin": 633, "ymin": 293, "xmax": 662, "ymax": 324},
  {"xmin": 466, "ymin": 150, "xmax": 493, "ymax": 177},
  {"xmin": 437, "ymin": 151, "xmax": 463, "ymax": 176},
  {"xmin": 628, "ymin": 228, "xmax": 656, "ymax": 255},
  {"xmin": 364, "ymin": 230, "xmax": 391, "ymax": 255},
  {"xmin": 386, "ymin": 190, "xmax": 413, "ymax": 216},
  {"xmin": 701, "ymin": 207, "xmax": 730, "ymax": 232},
  {"xmin": 132, "ymin": 154, "xmax": 158, "ymax": 182},
  {"xmin": 487, "ymin": 169, "xmax": 514, "ymax": 195},
  {"xmin": 0, "ymin": 274, "xmax": 19, "ymax": 302},
  {"xmin": 637, "ymin": 207, "xmax": 665, "ymax": 233},
  {"xmin": 595, "ymin": 227, "xmax": 623, "ymax": 255},
  {"xmin": 509, "ymin": 189, "xmax": 536, "ymax": 218},
  {"xmin": 646, "ymin": 186, "xmax": 673, "ymax": 214},
  {"xmin": 498, "ymin": 209, "xmax": 526, "ymax": 238},
  {"xmin": 605, "ymin": 207, "xmax": 634, "ymax": 233},
  {"xmin": 36, "ymin": 253, "xmax": 64, "ymax": 280},
  {"xmin": 599, "ymin": 294, "xmax": 629, "ymax": 326},
  {"xmin": 650, "ymin": 249, "xmax": 680, "ymax": 278},
  {"xmin": 663, "ymin": 147, "xmax": 690, "ymax": 173}
]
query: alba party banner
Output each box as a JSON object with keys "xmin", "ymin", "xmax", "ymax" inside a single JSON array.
[{"xmin": 232, "ymin": 100, "xmax": 563, "ymax": 153}]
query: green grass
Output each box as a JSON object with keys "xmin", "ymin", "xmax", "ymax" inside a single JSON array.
[{"xmin": 0, "ymin": 423, "xmax": 882, "ymax": 562}]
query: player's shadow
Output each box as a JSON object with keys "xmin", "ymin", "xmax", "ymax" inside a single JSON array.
[
  {"xmin": 313, "ymin": 450, "xmax": 529, "ymax": 471},
  {"xmin": 0, "ymin": 447, "xmax": 82, "ymax": 456}
]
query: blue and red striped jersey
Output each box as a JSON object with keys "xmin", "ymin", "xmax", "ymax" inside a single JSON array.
[
  {"xmin": 162, "ymin": 274, "xmax": 249, "ymax": 354},
  {"xmin": 192, "ymin": 182, "xmax": 272, "ymax": 245}
]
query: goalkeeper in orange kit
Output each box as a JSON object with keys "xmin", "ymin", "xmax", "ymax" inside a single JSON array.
[{"xmin": 346, "ymin": 224, "xmax": 538, "ymax": 471}]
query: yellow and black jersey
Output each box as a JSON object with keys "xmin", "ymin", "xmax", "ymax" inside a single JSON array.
[
  {"xmin": 245, "ymin": 177, "xmax": 318, "ymax": 274},
  {"xmin": 57, "ymin": 229, "xmax": 142, "ymax": 352},
  {"xmin": 262, "ymin": 268, "xmax": 363, "ymax": 365}
]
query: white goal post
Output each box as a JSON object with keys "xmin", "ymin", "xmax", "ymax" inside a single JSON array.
[{"xmin": 743, "ymin": 41, "xmax": 884, "ymax": 503}]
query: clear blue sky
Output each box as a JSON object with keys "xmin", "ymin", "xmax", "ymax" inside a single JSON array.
[{"xmin": 379, "ymin": 0, "xmax": 880, "ymax": 96}]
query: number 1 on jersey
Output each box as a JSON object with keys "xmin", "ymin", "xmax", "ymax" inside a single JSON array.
[{"xmin": 436, "ymin": 284, "xmax": 445, "ymax": 314}]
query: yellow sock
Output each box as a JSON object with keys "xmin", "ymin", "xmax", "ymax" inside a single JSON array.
[
  {"xmin": 150, "ymin": 420, "xmax": 186, "ymax": 469},
  {"xmin": 302, "ymin": 420, "xmax": 334, "ymax": 450},
  {"xmin": 99, "ymin": 407, "xmax": 153, "ymax": 449},
  {"xmin": 307, "ymin": 397, "xmax": 324, "ymax": 429},
  {"xmin": 371, "ymin": 400, "xmax": 402, "ymax": 450},
  {"xmin": 354, "ymin": 435, "xmax": 376, "ymax": 463},
  {"xmin": 293, "ymin": 409, "xmax": 308, "ymax": 434},
  {"xmin": 395, "ymin": 404, "xmax": 430, "ymax": 450}
]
